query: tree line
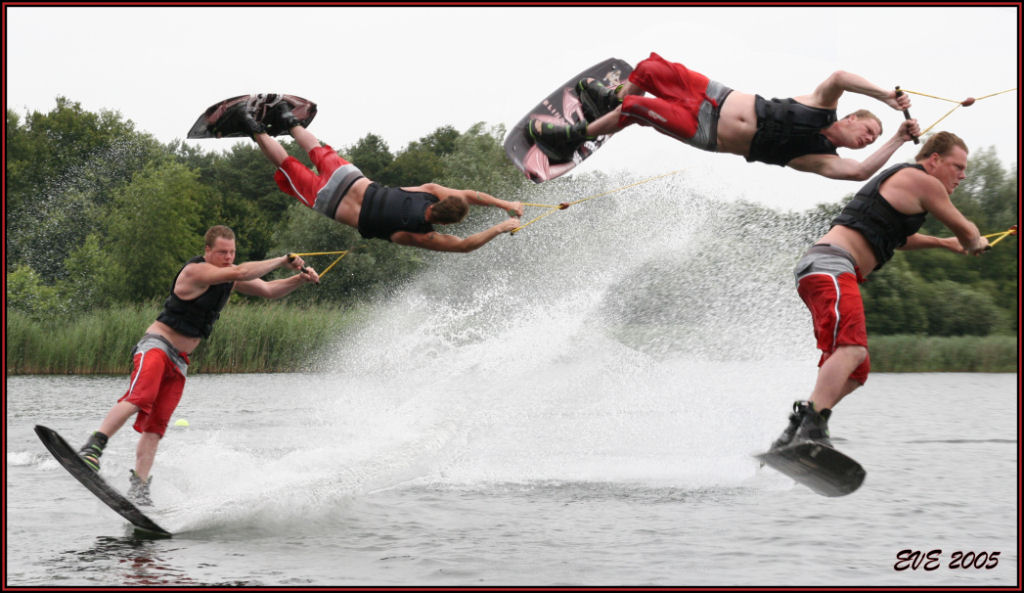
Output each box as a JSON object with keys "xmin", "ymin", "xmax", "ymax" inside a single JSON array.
[{"xmin": 6, "ymin": 98, "xmax": 1018, "ymax": 337}]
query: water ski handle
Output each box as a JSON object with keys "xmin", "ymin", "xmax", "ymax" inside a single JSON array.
[
  {"xmin": 895, "ymin": 86, "xmax": 920, "ymax": 144},
  {"xmin": 286, "ymin": 253, "xmax": 317, "ymax": 282}
]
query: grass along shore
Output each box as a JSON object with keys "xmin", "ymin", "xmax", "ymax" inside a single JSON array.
[
  {"xmin": 865, "ymin": 334, "xmax": 1018, "ymax": 373},
  {"xmin": 6, "ymin": 302, "xmax": 368, "ymax": 375},
  {"xmin": 6, "ymin": 306, "xmax": 1018, "ymax": 374}
]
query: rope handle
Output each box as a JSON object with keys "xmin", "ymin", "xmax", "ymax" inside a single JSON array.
[
  {"xmin": 895, "ymin": 87, "xmax": 920, "ymax": 145},
  {"xmin": 288, "ymin": 250, "xmax": 351, "ymax": 280}
]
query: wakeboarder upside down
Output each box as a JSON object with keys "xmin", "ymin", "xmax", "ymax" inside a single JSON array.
[{"xmin": 212, "ymin": 95, "xmax": 525, "ymax": 253}]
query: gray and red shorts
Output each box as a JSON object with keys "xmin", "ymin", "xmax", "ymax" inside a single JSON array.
[
  {"xmin": 621, "ymin": 52, "xmax": 732, "ymax": 151},
  {"xmin": 118, "ymin": 334, "xmax": 190, "ymax": 437},
  {"xmin": 794, "ymin": 244, "xmax": 870, "ymax": 384},
  {"xmin": 274, "ymin": 144, "xmax": 364, "ymax": 219}
]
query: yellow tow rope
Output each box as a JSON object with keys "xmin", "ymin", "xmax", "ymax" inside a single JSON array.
[
  {"xmin": 983, "ymin": 225, "xmax": 1017, "ymax": 247},
  {"xmin": 897, "ymin": 87, "xmax": 1017, "ymax": 136},
  {"xmin": 510, "ymin": 170, "xmax": 682, "ymax": 235},
  {"xmin": 287, "ymin": 250, "xmax": 350, "ymax": 279}
]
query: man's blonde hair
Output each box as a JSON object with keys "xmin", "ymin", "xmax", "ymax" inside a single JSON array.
[
  {"xmin": 842, "ymin": 109, "xmax": 882, "ymax": 136},
  {"xmin": 915, "ymin": 131, "xmax": 968, "ymax": 161},
  {"xmin": 204, "ymin": 225, "xmax": 235, "ymax": 247}
]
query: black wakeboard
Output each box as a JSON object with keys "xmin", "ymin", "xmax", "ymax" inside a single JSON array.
[
  {"xmin": 756, "ymin": 441, "xmax": 866, "ymax": 497},
  {"xmin": 187, "ymin": 93, "xmax": 317, "ymax": 139},
  {"xmin": 35, "ymin": 425, "xmax": 172, "ymax": 537},
  {"xmin": 504, "ymin": 57, "xmax": 633, "ymax": 183}
]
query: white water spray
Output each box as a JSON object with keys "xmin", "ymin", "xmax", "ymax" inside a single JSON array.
[{"xmin": 163, "ymin": 172, "xmax": 829, "ymax": 532}]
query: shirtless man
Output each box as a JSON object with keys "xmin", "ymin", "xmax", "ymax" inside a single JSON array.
[{"xmin": 529, "ymin": 51, "xmax": 920, "ymax": 181}]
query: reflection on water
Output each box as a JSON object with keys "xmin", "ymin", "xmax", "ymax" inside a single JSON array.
[
  {"xmin": 65, "ymin": 536, "xmax": 250, "ymax": 587},
  {"xmin": 69, "ymin": 536, "xmax": 194, "ymax": 587}
]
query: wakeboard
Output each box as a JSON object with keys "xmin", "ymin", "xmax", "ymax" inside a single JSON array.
[
  {"xmin": 756, "ymin": 441, "xmax": 866, "ymax": 497},
  {"xmin": 34, "ymin": 425, "xmax": 172, "ymax": 537},
  {"xmin": 187, "ymin": 93, "xmax": 317, "ymax": 139},
  {"xmin": 504, "ymin": 57, "xmax": 633, "ymax": 183}
]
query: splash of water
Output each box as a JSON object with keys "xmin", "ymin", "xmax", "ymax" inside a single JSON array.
[{"xmin": 162, "ymin": 172, "xmax": 828, "ymax": 530}]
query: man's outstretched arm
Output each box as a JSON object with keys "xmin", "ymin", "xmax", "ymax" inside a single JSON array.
[
  {"xmin": 391, "ymin": 218, "xmax": 521, "ymax": 253},
  {"xmin": 801, "ymin": 70, "xmax": 909, "ymax": 111},
  {"xmin": 235, "ymin": 266, "xmax": 320, "ymax": 299}
]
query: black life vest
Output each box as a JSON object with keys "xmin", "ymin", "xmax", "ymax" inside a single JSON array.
[
  {"xmin": 747, "ymin": 96, "xmax": 838, "ymax": 166},
  {"xmin": 155, "ymin": 256, "xmax": 234, "ymax": 338},
  {"xmin": 357, "ymin": 183, "xmax": 436, "ymax": 241},
  {"xmin": 831, "ymin": 163, "xmax": 929, "ymax": 270}
]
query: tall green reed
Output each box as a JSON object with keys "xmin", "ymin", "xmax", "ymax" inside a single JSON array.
[
  {"xmin": 7, "ymin": 303, "xmax": 366, "ymax": 374},
  {"xmin": 868, "ymin": 335, "xmax": 1018, "ymax": 372}
]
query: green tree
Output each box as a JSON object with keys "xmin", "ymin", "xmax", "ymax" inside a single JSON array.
[
  {"xmin": 919, "ymin": 280, "xmax": 1009, "ymax": 336},
  {"xmin": 343, "ymin": 134, "xmax": 394, "ymax": 182},
  {"xmin": 437, "ymin": 122, "xmax": 526, "ymax": 197},
  {"xmin": 417, "ymin": 125, "xmax": 460, "ymax": 156},
  {"xmin": 861, "ymin": 257, "xmax": 930, "ymax": 335},
  {"xmin": 386, "ymin": 145, "xmax": 445, "ymax": 186},
  {"xmin": 6, "ymin": 98, "xmax": 162, "ymax": 279},
  {"xmin": 5, "ymin": 265, "xmax": 62, "ymax": 320},
  {"xmin": 102, "ymin": 161, "xmax": 209, "ymax": 301},
  {"xmin": 59, "ymin": 233, "xmax": 121, "ymax": 313},
  {"xmin": 380, "ymin": 125, "xmax": 463, "ymax": 185}
]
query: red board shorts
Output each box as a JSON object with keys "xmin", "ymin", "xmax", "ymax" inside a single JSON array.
[
  {"xmin": 794, "ymin": 245, "xmax": 870, "ymax": 384},
  {"xmin": 118, "ymin": 335, "xmax": 190, "ymax": 437},
  {"xmin": 620, "ymin": 52, "xmax": 730, "ymax": 150},
  {"xmin": 274, "ymin": 144, "xmax": 351, "ymax": 208}
]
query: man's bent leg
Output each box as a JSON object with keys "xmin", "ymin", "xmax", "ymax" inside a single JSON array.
[
  {"xmin": 809, "ymin": 345, "xmax": 867, "ymax": 411},
  {"xmin": 97, "ymin": 400, "xmax": 141, "ymax": 438}
]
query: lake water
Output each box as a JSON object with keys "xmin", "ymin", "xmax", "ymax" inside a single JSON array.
[
  {"xmin": 6, "ymin": 371, "xmax": 1018, "ymax": 587},
  {"xmin": 5, "ymin": 176, "xmax": 1019, "ymax": 586}
]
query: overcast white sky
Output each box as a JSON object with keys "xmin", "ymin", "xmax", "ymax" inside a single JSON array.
[{"xmin": 6, "ymin": 5, "xmax": 1019, "ymax": 211}]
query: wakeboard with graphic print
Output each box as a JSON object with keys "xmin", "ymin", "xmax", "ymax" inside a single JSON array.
[
  {"xmin": 187, "ymin": 93, "xmax": 317, "ymax": 139},
  {"xmin": 504, "ymin": 57, "xmax": 632, "ymax": 183}
]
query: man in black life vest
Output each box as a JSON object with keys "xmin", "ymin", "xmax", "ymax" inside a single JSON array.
[
  {"xmin": 240, "ymin": 98, "xmax": 523, "ymax": 253},
  {"xmin": 530, "ymin": 52, "xmax": 921, "ymax": 181},
  {"xmin": 77, "ymin": 225, "xmax": 318, "ymax": 505},
  {"xmin": 770, "ymin": 131, "xmax": 989, "ymax": 451}
]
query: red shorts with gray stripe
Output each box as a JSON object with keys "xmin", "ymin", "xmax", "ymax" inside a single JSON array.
[
  {"xmin": 797, "ymin": 272, "xmax": 870, "ymax": 384},
  {"xmin": 620, "ymin": 52, "xmax": 714, "ymax": 141},
  {"xmin": 118, "ymin": 348, "xmax": 187, "ymax": 437},
  {"xmin": 273, "ymin": 144, "xmax": 350, "ymax": 208}
]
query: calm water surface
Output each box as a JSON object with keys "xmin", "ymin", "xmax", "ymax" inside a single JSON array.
[{"xmin": 6, "ymin": 372, "xmax": 1018, "ymax": 586}]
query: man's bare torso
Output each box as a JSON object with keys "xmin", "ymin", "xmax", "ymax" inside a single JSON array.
[
  {"xmin": 715, "ymin": 90, "xmax": 759, "ymax": 156},
  {"xmin": 334, "ymin": 177, "xmax": 373, "ymax": 227}
]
